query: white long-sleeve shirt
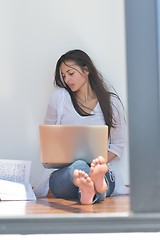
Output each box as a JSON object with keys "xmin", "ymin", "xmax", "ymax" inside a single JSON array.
[{"xmin": 34, "ymin": 87, "xmax": 129, "ymax": 197}]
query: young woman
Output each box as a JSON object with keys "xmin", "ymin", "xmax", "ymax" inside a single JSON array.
[{"xmin": 35, "ymin": 49, "xmax": 129, "ymax": 204}]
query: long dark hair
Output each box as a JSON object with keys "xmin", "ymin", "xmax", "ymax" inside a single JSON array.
[{"xmin": 54, "ymin": 49, "xmax": 119, "ymax": 136}]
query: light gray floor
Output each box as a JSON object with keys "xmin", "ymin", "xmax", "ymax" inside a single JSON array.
[{"xmin": 1, "ymin": 233, "xmax": 160, "ymax": 240}]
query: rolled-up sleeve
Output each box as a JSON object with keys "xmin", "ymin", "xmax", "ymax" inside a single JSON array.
[{"xmin": 108, "ymin": 96, "xmax": 127, "ymax": 158}]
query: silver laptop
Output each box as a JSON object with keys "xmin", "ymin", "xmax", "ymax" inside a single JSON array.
[{"xmin": 39, "ymin": 125, "xmax": 108, "ymax": 168}]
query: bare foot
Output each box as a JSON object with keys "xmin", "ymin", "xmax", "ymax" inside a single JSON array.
[
  {"xmin": 90, "ymin": 156, "xmax": 109, "ymax": 193},
  {"xmin": 73, "ymin": 169, "xmax": 95, "ymax": 205}
]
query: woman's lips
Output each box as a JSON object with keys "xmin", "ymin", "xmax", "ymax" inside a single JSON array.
[{"xmin": 68, "ymin": 84, "xmax": 74, "ymax": 89}]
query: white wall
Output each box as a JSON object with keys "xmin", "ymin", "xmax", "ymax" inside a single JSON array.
[{"xmin": 0, "ymin": 0, "xmax": 129, "ymax": 186}]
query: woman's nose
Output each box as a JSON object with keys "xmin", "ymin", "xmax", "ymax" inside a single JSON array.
[{"xmin": 64, "ymin": 75, "xmax": 70, "ymax": 84}]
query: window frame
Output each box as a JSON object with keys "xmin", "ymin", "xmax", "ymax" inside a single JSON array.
[{"xmin": 1, "ymin": 0, "xmax": 160, "ymax": 234}]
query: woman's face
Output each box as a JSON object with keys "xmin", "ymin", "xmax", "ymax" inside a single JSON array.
[{"xmin": 60, "ymin": 61, "xmax": 89, "ymax": 92}]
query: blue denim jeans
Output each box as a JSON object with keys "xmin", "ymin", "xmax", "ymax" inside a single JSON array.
[{"xmin": 49, "ymin": 159, "xmax": 115, "ymax": 203}]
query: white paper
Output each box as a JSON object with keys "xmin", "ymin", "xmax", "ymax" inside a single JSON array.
[
  {"xmin": 0, "ymin": 180, "xmax": 36, "ymax": 200},
  {"xmin": 0, "ymin": 159, "xmax": 36, "ymax": 201}
]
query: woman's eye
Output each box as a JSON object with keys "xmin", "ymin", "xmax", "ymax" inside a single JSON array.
[{"xmin": 69, "ymin": 72, "xmax": 74, "ymax": 76}]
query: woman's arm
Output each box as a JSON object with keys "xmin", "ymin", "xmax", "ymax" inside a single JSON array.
[
  {"xmin": 108, "ymin": 151, "xmax": 117, "ymax": 162},
  {"xmin": 108, "ymin": 95, "xmax": 126, "ymax": 160},
  {"xmin": 44, "ymin": 88, "xmax": 64, "ymax": 124}
]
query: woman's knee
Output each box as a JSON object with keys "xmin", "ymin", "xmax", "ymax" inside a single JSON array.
[{"xmin": 69, "ymin": 160, "xmax": 90, "ymax": 174}]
